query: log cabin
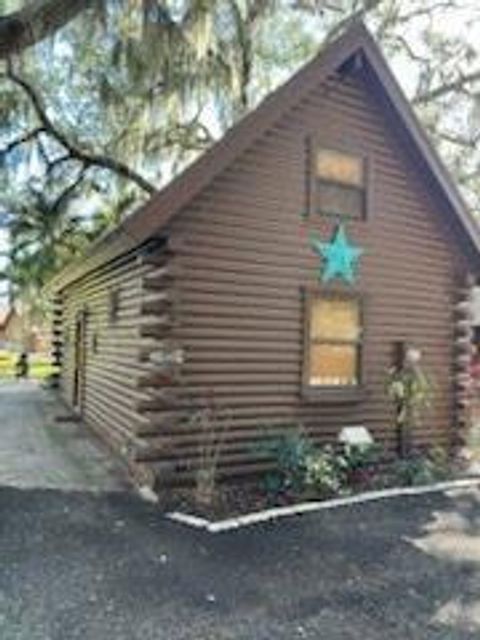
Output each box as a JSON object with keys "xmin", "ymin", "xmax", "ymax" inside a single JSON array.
[{"xmin": 49, "ymin": 22, "xmax": 480, "ymax": 489}]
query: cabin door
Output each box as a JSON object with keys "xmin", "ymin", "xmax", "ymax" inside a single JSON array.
[{"xmin": 72, "ymin": 311, "xmax": 87, "ymax": 413}]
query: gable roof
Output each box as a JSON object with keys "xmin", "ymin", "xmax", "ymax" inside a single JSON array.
[{"xmin": 51, "ymin": 21, "xmax": 480, "ymax": 291}]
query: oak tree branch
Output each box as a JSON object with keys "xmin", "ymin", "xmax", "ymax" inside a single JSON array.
[
  {"xmin": 413, "ymin": 69, "xmax": 480, "ymax": 105},
  {"xmin": 6, "ymin": 64, "xmax": 157, "ymax": 195},
  {"xmin": 0, "ymin": 125, "xmax": 45, "ymax": 157}
]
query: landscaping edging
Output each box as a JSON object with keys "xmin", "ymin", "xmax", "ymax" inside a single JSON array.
[{"xmin": 166, "ymin": 476, "xmax": 480, "ymax": 533}]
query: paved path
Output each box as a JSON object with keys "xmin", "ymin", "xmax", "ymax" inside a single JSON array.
[
  {"xmin": 2, "ymin": 485, "xmax": 480, "ymax": 639},
  {"xmin": 0, "ymin": 381, "xmax": 125, "ymax": 491}
]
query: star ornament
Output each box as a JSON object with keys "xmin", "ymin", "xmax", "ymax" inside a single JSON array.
[{"xmin": 310, "ymin": 224, "xmax": 363, "ymax": 284}]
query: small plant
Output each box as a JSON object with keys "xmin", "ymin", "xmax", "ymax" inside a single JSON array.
[
  {"xmin": 343, "ymin": 442, "xmax": 382, "ymax": 470},
  {"xmin": 387, "ymin": 346, "xmax": 432, "ymax": 457},
  {"xmin": 342, "ymin": 442, "xmax": 383, "ymax": 489},
  {"xmin": 390, "ymin": 447, "xmax": 451, "ymax": 487},
  {"xmin": 428, "ymin": 446, "xmax": 451, "ymax": 478},
  {"xmin": 187, "ymin": 393, "xmax": 230, "ymax": 507},
  {"xmin": 305, "ymin": 446, "xmax": 347, "ymax": 496},
  {"xmin": 260, "ymin": 426, "xmax": 314, "ymax": 496},
  {"xmin": 390, "ymin": 455, "xmax": 431, "ymax": 487}
]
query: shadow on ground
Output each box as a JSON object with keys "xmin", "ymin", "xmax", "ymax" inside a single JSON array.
[{"xmin": 1, "ymin": 486, "xmax": 480, "ymax": 639}]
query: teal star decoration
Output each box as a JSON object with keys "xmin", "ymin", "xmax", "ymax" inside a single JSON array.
[{"xmin": 310, "ymin": 224, "xmax": 363, "ymax": 284}]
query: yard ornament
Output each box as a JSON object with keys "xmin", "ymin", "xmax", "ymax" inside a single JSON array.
[{"xmin": 310, "ymin": 224, "xmax": 363, "ymax": 284}]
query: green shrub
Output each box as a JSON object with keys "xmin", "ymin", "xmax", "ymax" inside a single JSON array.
[
  {"xmin": 260, "ymin": 425, "xmax": 451, "ymax": 500},
  {"xmin": 342, "ymin": 442, "xmax": 382, "ymax": 471},
  {"xmin": 305, "ymin": 446, "xmax": 347, "ymax": 497},
  {"xmin": 342, "ymin": 442, "xmax": 383, "ymax": 489},
  {"xmin": 390, "ymin": 456, "xmax": 431, "ymax": 487},
  {"xmin": 427, "ymin": 446, "xmax": 451, "ymax": 478},
  {"xmin": 390, "ymin": 447, "xmax": 451, "ymax": 487},
  {"xmin": 260, "ymin": 427, "xmax": 314, "ymax": 495}
]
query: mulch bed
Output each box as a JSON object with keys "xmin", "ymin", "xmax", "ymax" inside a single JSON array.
[
  {"xmin": 161, "ymin": 473, "xmax": 423, "ymax": 521},
  {"xmin": 163, "ymin": 480, "xmax": 275, "ymax": 520},
  {"xmin": 161, "ymin": 458, "xmax": 471, "ymax": 521}
]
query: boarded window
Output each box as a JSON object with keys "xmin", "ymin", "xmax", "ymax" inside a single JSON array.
[
  {"xmin": 314, "ymin": 147, "xmax": 366, "ymax": 219},
  {"xmin": 304, "ymin": 294, "xmax": 362, "ymax": 387}
]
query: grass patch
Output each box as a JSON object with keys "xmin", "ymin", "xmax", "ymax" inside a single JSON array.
[{"xmin": 0, "ymin": 351, "xmax": 55, "ymax": 380}]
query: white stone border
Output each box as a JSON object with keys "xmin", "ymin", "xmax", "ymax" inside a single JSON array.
[{"xmin": 167, "ymin": 477, "xmax": 480, "ymax": 533}]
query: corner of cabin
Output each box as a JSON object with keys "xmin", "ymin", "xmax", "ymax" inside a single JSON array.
[{"xmin": 51, "ymin": 238, "xmax": 182, "ymax": 479}]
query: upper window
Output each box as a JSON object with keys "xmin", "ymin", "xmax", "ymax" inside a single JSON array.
[
  {"xmin": 313, "ymin": 147, "xmax": 367, "ymax": 219},
  {"xmin": 304, "ymin": 293, "xmax": 362, "ymax": 388}
]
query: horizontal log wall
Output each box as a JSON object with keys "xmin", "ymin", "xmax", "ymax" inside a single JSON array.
[
  {"xmin": 59, "ymin": 243, "xmax": 178, "ymax": 483},
  {"xmin": 161, "ymin": 68, "xmax": 468, "ymax": 482}
]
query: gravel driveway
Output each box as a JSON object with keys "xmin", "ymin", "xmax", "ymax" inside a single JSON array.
[{"xmin": 2, "ymin": 485, "xmax": 480, "ymax": 639}]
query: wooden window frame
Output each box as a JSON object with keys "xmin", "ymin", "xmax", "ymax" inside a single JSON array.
[
  {"xmin": 307, "ymin": 137, "xmax": 371, "ymax": 221},
  {"xmin": 301, "ymin": 288, "xmax": 366, "ymax": 403}
]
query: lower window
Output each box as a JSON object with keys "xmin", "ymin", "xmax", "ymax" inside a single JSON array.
[{"xmin": 304, "ymin": 293, "xmax": 362, "ymax": 388}]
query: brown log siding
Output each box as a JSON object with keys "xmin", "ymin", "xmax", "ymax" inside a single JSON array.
[{"xmin": 59, "ymin": 251, "xmax": 166, "ymax": 464}]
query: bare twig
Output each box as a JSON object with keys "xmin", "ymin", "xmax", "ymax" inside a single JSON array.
[
  {"xmin": 413, "ymin": 69, "xmax": 480, "ymax": 105},
  {"xmin": 45, "ymin": 154, "xmax": 72, "ymax": 175},
  {"xmin": 324, "ymin": 0, "xmax": 384, "ymax": 43},
  {"xmin": 388, "ymin": 33, "xmax": 430, "ymax": 66},
  {"xmin": 50, "ymin": 169, "xmax": 86, "ymax": 214},
  {"xmin": 435, "ymin": 129, "xmax": 480, "ymax": 149},
  {"xmin": 0, "ymin": 126, "xmax": 45, "ymax": 157},
  {"xmin": 397, "ymin": 2, "xmax": 460, "ymax": 24}
]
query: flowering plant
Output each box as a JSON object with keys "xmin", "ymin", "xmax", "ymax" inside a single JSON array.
[{"xmin": 386, "ymin": 347, "xmax": 432, "ymax": 456}]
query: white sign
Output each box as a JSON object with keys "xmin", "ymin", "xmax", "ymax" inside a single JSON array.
[{"xmin": 338, "ymin": 426, "xmax": 373, "ymax": 447}]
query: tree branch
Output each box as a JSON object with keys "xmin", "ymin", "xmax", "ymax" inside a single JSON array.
[
  {"xmin": 435, "ymin": 129, "xmax": 480, "ymax": 149},
  {"xmin": 457, "ymin": 168, "xmax": 480, "ymax": 184},
  {"xmin": 413, "ymin": 69, "xmax": 480, "ymax": 105},
  {"xmin": 45, "ymin": 154, "xmax": 72, "ymax": 175},
  {"xmin": 50, "ymin": 168, "xmax": 86, "ymax": 214},
  {"xmin": 388, "ymin": 33, "xmax": 430, "ymax": 66},
  {"xmin": 6, "ymin": 64, "xmax": 157, "ymax": 194},
  {"xmin": 0, "ymin": 0, "xmax": 102, "ymax": 59},
  {"xmin": 325, "ymin": 0, "xmax": 384, "ymax": 43},
  {"xmin": 397, "ymin": 2, "xmax": 460, "ymax": 24},
  {"xmin": 0, "ymin": 126, "xmax": 45, "ymax": 157}
]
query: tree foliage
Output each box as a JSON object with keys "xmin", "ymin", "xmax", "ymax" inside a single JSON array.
[{"xmin": 1, "ymin": 0, "xmax": 480, "ymax": 305}]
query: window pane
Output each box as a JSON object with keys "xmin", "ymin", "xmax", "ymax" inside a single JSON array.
[
  {"xmin": 316, "ymin": 149, "xmax": 364, "ymax": 187},
  {"xmin": 310, "ymin": 298, "xmax": 360, "ymax": 341},
  {"xmin": 309, "ymin": 343, "xmax": 358, "ymax": 386},
  {"xmin": 316, "ymin": 180, "xmax": 365, "ymax": 218}
]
